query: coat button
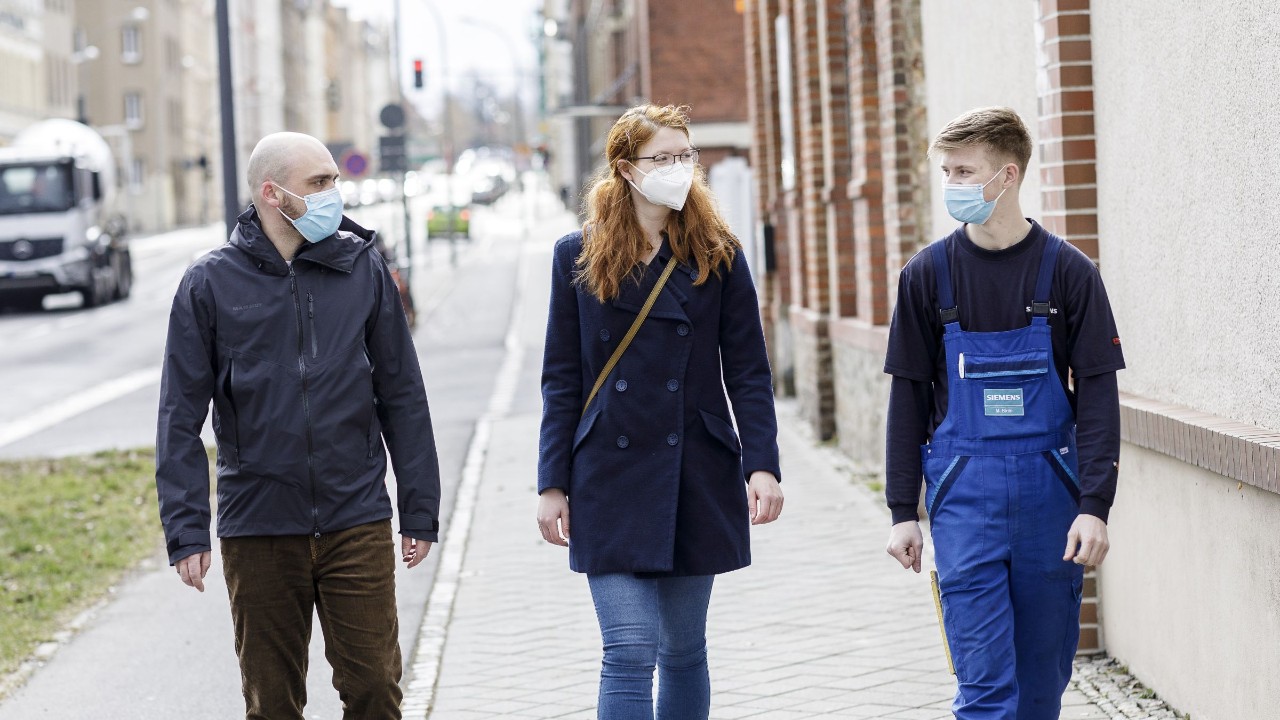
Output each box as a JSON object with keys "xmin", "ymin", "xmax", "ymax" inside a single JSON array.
[
  {"xmin": 667, "ymin": 433, "xmax": 679, "ymax": 446},
  {"xmin": 617, "ymin": 435, "xmax": 629, "ymax": 449},
  {"xmin": 666, "ymin": 379, "xmax": 679, "ymax": 392},
  {"xmin": 615, "ymin": 379, "xmax": 628, "ymax": 392},
  {"xmin": 600, "ymin": 329, "xmax": 611, "ymax": 342},
  {"xmin": 676, "ymin": 324, "xmax": 690, "ymax": 336}
]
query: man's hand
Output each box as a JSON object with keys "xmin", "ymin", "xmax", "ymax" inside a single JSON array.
[
  {"xmin": 402, "ymin": 536, "xmax": 433, "ymax": 569},
  {"xmin": 175, "ymin": 551, "xmax": 212, "ymax": 592},
  {"xmin": 747, "ymin": 471, "xmax": 784, "ymax": 525},
  {"xmin": 1064, "ymin": 514, "xmax": 1109, "ymax": 567},
  {"xmin": 887, "ymin": 521, "xmax": 923, "ymax": 573},
  {"xmin": 537, "ymin": 489, "xmax": 570, "ymax": 547}
]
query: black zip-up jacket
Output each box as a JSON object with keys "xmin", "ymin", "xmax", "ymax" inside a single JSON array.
[{"xmin": 156, "ymin": 205, "xmax": 441, "ymax": 565}]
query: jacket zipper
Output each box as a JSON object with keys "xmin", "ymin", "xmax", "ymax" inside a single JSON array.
[
  {"xmin": 290, "ymin": 266, "xmax": 321, "ymax": 538},
  {"xmin": 307, "ymin": 292, "xmax": 317, "ymax": 359}
]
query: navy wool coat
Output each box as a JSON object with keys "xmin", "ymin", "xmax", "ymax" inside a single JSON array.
[{"xmin": 538, "ymin": 231, "xmax": 781, "ymax": 576}]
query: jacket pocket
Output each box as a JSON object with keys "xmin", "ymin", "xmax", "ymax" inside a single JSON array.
[
  {"xmin": 362, "ymin": 345, "xmax": 380, "ymax": 458},
  {"xmin": 214, "ymin": 355, "xmax": 241, "ymax": 469},
  {"xmin": 572, "ymin": 408, "xmax": 600, "ymax": 453},
  {"xmin": 367, "ymin": 397, "xmax": 382, "ymax": 458},
  {"xmin": 700, "ymin": 410, "xmax": 741, "ymax": 454}
]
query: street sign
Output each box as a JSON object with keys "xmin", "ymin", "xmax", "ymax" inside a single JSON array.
[
  {"xmin": 379, "ymin": 135, "xmax": 407, "ymax": 173},
  {"xmin": 379, "ymin": 103, "xmax": 406, "ymax": 129},
  {"xmin": 340, "ymin": 150, "xmax": 369, "ymax": 178}
]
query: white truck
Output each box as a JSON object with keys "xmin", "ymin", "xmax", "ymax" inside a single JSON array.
[{"xmin": 0, "ymin": 119, "xmax": 132, "ymax": 310}]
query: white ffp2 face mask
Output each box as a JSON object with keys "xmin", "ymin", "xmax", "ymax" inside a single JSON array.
[{"xmin": 627, "ymin": 163, "xmax": 694, "ymax": 211}]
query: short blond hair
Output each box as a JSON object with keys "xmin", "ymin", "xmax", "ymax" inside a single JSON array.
[{"xmin": 929, "ymin": 107, "xmax": 1033, "ymax": 176}]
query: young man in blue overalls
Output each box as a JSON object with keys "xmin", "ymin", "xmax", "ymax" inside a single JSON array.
[{"xmin": 883, "ymin": 107, "xmax": 1125, "ymax": 719}]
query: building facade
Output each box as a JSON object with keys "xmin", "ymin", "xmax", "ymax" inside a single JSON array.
[
  {"xmin": 743, "ymin": 1, "xmax": 1280, "ymax": 718},
  {"xmin": 75, "ymin": 0, "xmax": 193, "ymax": 233},
  {"xmin": 0, "ymin": 0, "xmax": 78, "ymax": 143},
  {"xmin": 540, "ymin": 0, "xmax": 753, "ymax": 217}
]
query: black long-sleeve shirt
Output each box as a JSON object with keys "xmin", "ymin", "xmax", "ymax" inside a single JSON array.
[{"xmin": 883, "ymin": 221, "xmax": 1124, "ymax": 525}]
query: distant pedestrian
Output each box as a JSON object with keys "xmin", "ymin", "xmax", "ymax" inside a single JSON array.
[
  {"xmin": 155, "ymin": 131, "xmax": 442, "ymax": 719},
  {"xmin": 884, "ymin": 107, "xmax": 1124, "ymax": 719},
  {"xmin": 536, "ymin": 104, "xmax": 784, "ymax": 720}
]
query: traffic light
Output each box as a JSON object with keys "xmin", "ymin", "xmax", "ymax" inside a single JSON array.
[{"xmin": 413, "ymin": 59, "xmax": 423, "ymax": 89}]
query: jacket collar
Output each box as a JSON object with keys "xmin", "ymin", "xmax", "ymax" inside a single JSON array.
[
  {"xmin": 231, "ymin": 204, "xmax": 372, "ymax": 276},
  {"xmin": 611, "ymin": 233, "xmax": 691, "ymax": 320}
]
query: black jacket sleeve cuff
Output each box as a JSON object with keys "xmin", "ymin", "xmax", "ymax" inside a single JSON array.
[
  {"xmin": 399, "ymin": 512, "xmax": 440, "ymax": 542},
  {"xmin": 167, "ymin": 530, "xmax": 213, "ymax": 565},
  {"xmin": 890, "ymin": 504, "xmax": 920, "ymax": 525},
  {"xmin": 1079, "ymin": 496, "xmax": 1111, "ymax": 523}
]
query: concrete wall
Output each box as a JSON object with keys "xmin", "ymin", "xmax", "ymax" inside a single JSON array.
[
  {"xmin": 831, "ymin": 329, "xmax": 890, "ymax": 473},
  {"xmin": 1100, "ymin": 444, "xmax": 1280, "ymax": 719},
  {"xmin": 919, "ymin": 0, "xmax": 1042, "ymax": 242},
  {"xmin": 1089, "ymin": 5, "xmax": 1280, "ymax": 717},
  {"xmin": 1092, "ymin": 0, "xmax": 1280, "ymax": 431}
]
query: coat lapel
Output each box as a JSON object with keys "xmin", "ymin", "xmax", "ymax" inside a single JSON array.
[{"xmin": 611, "ymin": 237, "xmax": 693, "ymax": 321}]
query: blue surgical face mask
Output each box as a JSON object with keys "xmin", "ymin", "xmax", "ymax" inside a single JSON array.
[
  {"xmin": 943, "ymin": 166, "xmax": 1009, "ymax": 225},
  {"xmin": 273, "ymin": 182, "xmax": 343, "ymax": 243}
]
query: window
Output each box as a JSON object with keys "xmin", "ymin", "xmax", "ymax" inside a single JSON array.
[
  {"xmin": 124, "ymin": 91, "xmax": 143, "ymax": 129},
  {"xmin": 130, "ymin": 157, "xmax": 145, "ymax": 190},
  {"xmin": 169, "ymin": 97, "xmax": 182, "ymax": 138},
  {"xmin": 122, "ymin": 25, "xmax": 141, "ymax": 64}
]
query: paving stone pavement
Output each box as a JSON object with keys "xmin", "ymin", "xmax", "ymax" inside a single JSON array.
[{"xmin": 423, "ymin": 392, "xmax": 1113, "ymax": 718}]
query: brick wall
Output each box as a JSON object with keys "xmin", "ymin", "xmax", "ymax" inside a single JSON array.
[
  {"xmin": 818, "ymin": 1, "xmax": 857, "ymax": 320},
  {"xmin": 1037, "ymin": 0, "xmax": 1103, "ymax": 654},
  {"xmin": 1036, "ymin": 0, "xmax": 1099, "ymax": 261},
  {"xmin": 873, "ymin": 0, "xmax": 928, "ymax": 306},
  {"xmin": 743, "ymin": 0, "xmax": 795, "ymax": 393},
  {"xmin": 647, "ymin": 0, "xmax": 748, "ymax": 122},
  {"xmin": 845, "ymin": 0, "xmax": 886, "ymax": 325}
]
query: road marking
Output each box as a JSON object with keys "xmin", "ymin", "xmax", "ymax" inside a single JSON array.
[
  {"xmin": 400, "ymin": 230, "xmax": 528, "ymax": 718},
  {"xmin": 0, "ymin": 365, "xmax": 161, "ymax": 449}
]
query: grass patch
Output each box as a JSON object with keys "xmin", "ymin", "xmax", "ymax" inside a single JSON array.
[{"xmin": 0, "ymin": 449, "xmax": 160, "ymax": 677}]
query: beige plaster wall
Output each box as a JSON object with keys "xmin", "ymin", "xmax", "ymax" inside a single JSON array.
[
  {"xmin": 919, "ymin": 0, "xmax": 1043, "ymax": 242},
  {"xmin": 1100, "ymin": 444, "xmax": 1280, "ymax": 719},
  {"xmin": 1092, "ymin": 1, "xmax": 1280, "ymax": 431}
]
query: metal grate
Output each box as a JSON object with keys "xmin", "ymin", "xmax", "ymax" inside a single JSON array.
[{"xmin": 0, "ymin": 237, "xmax": 63, "ymax": 261}]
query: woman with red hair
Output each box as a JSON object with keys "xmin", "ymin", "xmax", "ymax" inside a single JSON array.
[{"xmin": 536, "ymin": 104, "xmax": 784, "ymax": 719}]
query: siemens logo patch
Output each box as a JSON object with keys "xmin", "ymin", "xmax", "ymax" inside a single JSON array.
[{"xmin": 984, "ymin": 388, "xmax": 1024, "ymax": 417}]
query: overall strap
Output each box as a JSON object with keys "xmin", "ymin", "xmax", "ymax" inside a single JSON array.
[
  {"xmin": 930, "ymin": 241, "xmax": 960, "ymax": 326},
  {"xmin": 1030, "ymin": 234, "xmax": 1063, "ymax": 317},
  {"xmin": 582, "ymin": 257, "xmax": 679, "ymax": 418}
]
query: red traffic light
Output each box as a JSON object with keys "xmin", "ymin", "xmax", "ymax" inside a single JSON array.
[{"xmin": 413, "ymin": 58, "xmax": 424, "ymax": 89}]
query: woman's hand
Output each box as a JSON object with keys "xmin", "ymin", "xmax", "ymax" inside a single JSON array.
[
  {"xmin": 747, "ymin": 471, "xmax": 783, "ymax": 525},
  {"xmin": 537, "ymin": 489, "xmax": 571, "ymax": 546}
]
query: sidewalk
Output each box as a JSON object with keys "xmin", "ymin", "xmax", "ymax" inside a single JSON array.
[{"xmin": 419, "ymin": 350, "xmax": 1112, "ymax": 716}]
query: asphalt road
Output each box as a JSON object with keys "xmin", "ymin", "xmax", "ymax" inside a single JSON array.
[{"xmin": 0, "ymin": 180, "xmax": 569, "ymax": 718}]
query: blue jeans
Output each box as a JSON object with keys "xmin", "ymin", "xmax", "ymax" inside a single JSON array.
[{"xmin": 587, "ymin": 573, "xmax": 715, "ymax": 720}]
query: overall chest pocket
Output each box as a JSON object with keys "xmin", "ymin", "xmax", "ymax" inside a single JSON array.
[
  {"xmin": 959, "ymin": 349, "xmax": 1048, "ymax": 380},
  {"xmin": 959, "ymin": 349, "xmax": 1050, "ymax": 418}
]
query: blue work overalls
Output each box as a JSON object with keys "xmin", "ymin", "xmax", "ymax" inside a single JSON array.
[{"xmin": 923, "ymin": 236, "xmax": 1084, "ymax": 719}]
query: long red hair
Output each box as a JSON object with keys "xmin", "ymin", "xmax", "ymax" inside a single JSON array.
[{"xmin": 577, "ymin": 104, "xmax": 740, "ymax": 302}]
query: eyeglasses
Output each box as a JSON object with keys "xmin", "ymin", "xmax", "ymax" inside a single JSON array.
[{"xmin": 631, "ymin": 148, "xmax": 700, "ymax": 169}]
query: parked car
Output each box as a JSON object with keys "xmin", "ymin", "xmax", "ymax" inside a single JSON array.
[{"xmin": 426, "ymin": 205, "xmax": 470, "ymax": 240}]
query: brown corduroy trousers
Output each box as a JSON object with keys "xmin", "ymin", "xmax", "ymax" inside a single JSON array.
[{"xmin": 221, "ymin": 519, "xmax": 402, "ymax": 719}]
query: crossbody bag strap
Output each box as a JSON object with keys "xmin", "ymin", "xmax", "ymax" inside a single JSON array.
[{"xmin": 582, "ymin": 257, "xmax": 679, "ymax": 417}]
